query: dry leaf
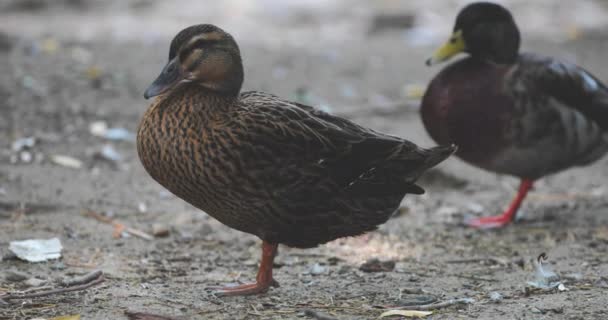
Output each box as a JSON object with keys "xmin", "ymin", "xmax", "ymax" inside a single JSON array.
[{"xmin": 378, "ymin": 310, "xmax": 433, "ymax": 318}]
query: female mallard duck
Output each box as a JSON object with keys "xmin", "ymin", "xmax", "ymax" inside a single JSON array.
[
  {"xmin": 422, "ymin": 2, "xmax": 608, "ymax": 228},
  {"xmin": 138, "ymin": 24, "xmax": 455, "ymax": 296}
]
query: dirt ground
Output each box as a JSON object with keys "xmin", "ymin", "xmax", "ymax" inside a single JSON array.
[{"xmin": 1, "ymin": 1, "xmax": 608, "ymax": 319}]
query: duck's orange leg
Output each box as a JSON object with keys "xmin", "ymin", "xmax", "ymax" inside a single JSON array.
[
  {"xmin": 467, "ymin": 179, "xmax": 534, "ymax": 229},
  {"xmin": 213, "ymin": 241, "xmax": 279, "ymax": 296}
]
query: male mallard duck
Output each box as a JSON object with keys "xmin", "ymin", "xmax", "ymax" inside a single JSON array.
[
  {"xmin": 138, "ymin": 24, "xmax": 455, "ymax": 295},
  {"xmin": 422, "ymin": 2, "xmax": 608, "ymax": 228}
]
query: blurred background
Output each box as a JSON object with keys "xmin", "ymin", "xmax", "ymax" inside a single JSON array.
[{"xmin": 1, "ymin": 1, "xmax": 608, "ymax": 319}]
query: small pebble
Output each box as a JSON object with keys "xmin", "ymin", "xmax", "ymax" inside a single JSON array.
[
  {"xmin": 152, "ymin": 223, "xmax": 170, "ymax": 237},
  {"xmin": 310, "ymin": 263, "xmax": 326, "ymax": 275},
  {"xmin": 50, "ymin": 262, "xmax": 66, "ymax": 270},
  {"xmin": 5, "ymin": 270, "xmax": 29, "ymax": 282},
  {"xmin": 24, "ymin": 277, "xmax": 47, "ymax": 287},
  {"xmin": 359, "ymin": 258, "xmax": 395, "ymax": 272},
  {"xmin": 137, "ymin": 202, "xmax": 147, "ymax": 213},
  {"xmin": 489, "ymin": 291, "xmax": 503, "ymax": 303}
]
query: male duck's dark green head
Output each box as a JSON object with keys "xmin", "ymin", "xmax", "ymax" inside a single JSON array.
[{"xmin": 426, "ymin": 2, "xmax": 521, "ymax": 66}]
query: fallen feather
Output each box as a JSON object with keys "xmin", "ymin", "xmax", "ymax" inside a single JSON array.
[
  {"xmin": 50, "ymin": 155, "xmax": 83, "ymax": 169},
  {"xmin": 9, "ymin": 238, "xmax": 62, "ymax": 262},
  {"xmin": 527, "ymin": 253, "xmax": 561, "ymax": 289},
  {"xmin": 378, "ymin": 310, "xmax": 432, "ymax": 319}
]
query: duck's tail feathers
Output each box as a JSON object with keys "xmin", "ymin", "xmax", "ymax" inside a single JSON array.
[{"xmin": 420, "ymin": 144, "xmax": 458, "ymax": 170}]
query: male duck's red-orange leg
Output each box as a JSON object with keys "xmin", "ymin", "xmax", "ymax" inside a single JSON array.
[
  {"xmin": 467, "ymin": 179, "xmax": 534, "ymax": 229},
  {"xmin": 214, "ymin": 241, "xmax": 279, "ymax": 296}
]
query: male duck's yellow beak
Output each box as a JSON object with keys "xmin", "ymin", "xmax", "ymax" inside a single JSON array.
[
  {"xmin": 144, "ymin": 57, "xmax": 184, "ymax": 99},
  {"xmin": 426, "ymin": 30, "xmax": 465, "ymax": 66}
]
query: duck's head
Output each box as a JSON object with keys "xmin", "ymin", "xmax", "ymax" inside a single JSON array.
[
  {"xmin": 144, "ymin": 24, "xmax": 244, "ymax": 99},
  {"xmin": 426, "ymin": 2, "xmax": 520, "ymax": 66}
]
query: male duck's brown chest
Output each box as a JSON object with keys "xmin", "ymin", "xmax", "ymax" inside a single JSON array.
[{"xmin": 421, "ymin": 60, "xmax": 516, "ymax": 164}]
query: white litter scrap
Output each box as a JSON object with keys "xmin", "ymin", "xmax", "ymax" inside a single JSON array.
[
  {"xmin": 89, "ymin": 121, "xmax": 136, "ymax": 142},
  {"xmin": 9, "ymin": 238, "xmax": 63, "ymax": 262},
  {"xmin": 11, "ymin": 137, "xmax": 36, "ymax": 152},
  {"xmin": 50, "ymin": 155, "xmax": 83, "ymax": 169}
]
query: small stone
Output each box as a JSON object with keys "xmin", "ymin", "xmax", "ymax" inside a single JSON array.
[
  {"xmin": 152, "ymin": 223, "xmax": 170, "ymax": 237},
  {"xmin": 489, "ymin": 291, "xmax": 503, "ymax": 303},
  {"xmin": 24, "ymin": 277, "xmax": 47, "ymax": 287},
  {"xmin": 137, "ymin": 202, "xmax": 147, "ymax": 213},
  {"xmin": 5, "ymin": 270, "xmax": 29, "ymax": 282},
  {"xmin": 50, "ymin": 261, "xmax": 66, "ymax": 270},
  {"xmin": 310, "ymin": 263, "xmax": 326, "ymax": 275},
  {"xmin": 19, "ymin": 151, "xmax": 33, "ymax": 163},
  {"xmin": 359, "ymin": 258, "xmax": 395, "ymax": 273},
  {"xmin": 531, "ymin": 307, "xmax": 543, "ymax": 314}
]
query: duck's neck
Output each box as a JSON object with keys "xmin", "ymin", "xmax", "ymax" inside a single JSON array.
[
  {"xmin": 199, "ymin": 54, "xmax": 244, "ymax": 97},
  {"xmin": 199, "ymin": 68, "xmax": 243, "ymax": 97},
  {"xmin": 467, "ymin": 22, "xmax": 521, "ymax": 65}
]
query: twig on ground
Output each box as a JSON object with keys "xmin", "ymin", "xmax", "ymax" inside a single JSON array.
[
  {"xmin": 392, "ymin": 298, "xmax": 474, "ymax": 311},
  {"xmin": 62, "ymin": 270, "xmax": 103, "ymax": 286},
  {"xmin": 445, "ymin": 257, "xmax": 508, "ymax": 265},
  {"xmin": 451, "ymin": 273, "xmax": 498, "ymax": 282},
  {"xmin": 125, "ymin": 311, "xmax": 179, "ymax": 320},
  {"xmin": 83, "ymin": 209, "xmax": 153, "ymax": 240},
  {"xmin": 0, "ymin": 270, "xmax": 104, "ymax": 304},
  {"xmin": 304, "ymin": 309, "xmax": 339, "ymax": 320}
]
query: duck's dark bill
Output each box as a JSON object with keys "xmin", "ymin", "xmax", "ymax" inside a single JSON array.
[{"xmin": 144, "ymin": 58, "xmax": 183, "ymax": 99}]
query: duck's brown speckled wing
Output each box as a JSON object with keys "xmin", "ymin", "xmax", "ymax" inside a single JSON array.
[
  {"xmin": 225, "ymin": 91, "xmax": 450, "ymax": 247},
  {"xmin": 497, "ymin": 54, "xmax": 608, "ymax": 177}
]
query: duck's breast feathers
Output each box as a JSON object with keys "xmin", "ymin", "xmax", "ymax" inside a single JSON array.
[
  {"xmin": 513, "ymin": 53, "xmax": 608, "ymax": 130},
  {"xmin": 421, "ymin": 57, "xmax": 514, "ymax": 163}
]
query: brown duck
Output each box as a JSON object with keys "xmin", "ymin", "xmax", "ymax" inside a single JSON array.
[
  {"xmin": 422, "ymin": 2, "xmax": 608, "ymax": 228},
  {"xmin": 138, "ymin": 24, "xmax": 455, "ymax": 296}
]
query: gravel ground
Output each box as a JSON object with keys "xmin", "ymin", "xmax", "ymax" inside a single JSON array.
[{"xmin": 1, "ymin": 1, "xmax": 607, "ymax": 319}]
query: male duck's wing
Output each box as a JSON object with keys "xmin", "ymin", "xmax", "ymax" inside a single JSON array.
[{"xmin": 517, "ymin": 53, "xmax": 608, "ymax": 130}]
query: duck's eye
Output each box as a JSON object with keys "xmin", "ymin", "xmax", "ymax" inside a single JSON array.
[{"xmin": 449, "ymin": 37, "xmax": 457, "ymax": 44}]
